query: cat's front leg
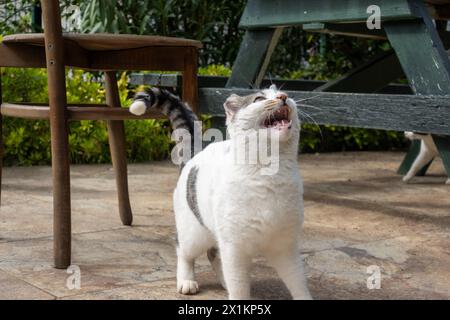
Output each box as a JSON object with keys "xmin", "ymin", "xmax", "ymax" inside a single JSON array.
[
  {"xmin": 403, "ymin": 145, "xmax": 436, "ymax": 183},
  {"xmin": 266, "ymin": 246, "xmax": 312, "ymax": 300},
  {"xmin": 219, "ymin": 244, "xmax": 252, "ymax": 300},
  {"xmin": 177, "ymin": 253, "xmax": 199, "ymax": 295}
]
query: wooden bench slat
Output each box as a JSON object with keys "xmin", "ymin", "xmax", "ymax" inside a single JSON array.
[
  {"xmin": 1, "ymin": 103, "xmax": 165, "ymax": 121},
  {"xmin": 199, "ymin": 88, "xmax": 450, "ymax": 135}
]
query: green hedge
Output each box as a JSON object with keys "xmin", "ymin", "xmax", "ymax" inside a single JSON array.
[{"xmin": 1, "ymin": 68, "xmax": 173, "ymax": 165}]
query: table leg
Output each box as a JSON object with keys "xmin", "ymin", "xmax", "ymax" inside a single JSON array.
[
  {"xmin": 384, "ymin": 0, "xmax": 450, "ymax": 180},
  {"xmin": 226, "ymin": 28, "xmax": 283, "ymax": 89}
]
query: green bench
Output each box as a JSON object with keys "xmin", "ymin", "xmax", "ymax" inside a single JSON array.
[{"xmin": 132, "ymin": 0, "xmax": 450, "ymax": 181}]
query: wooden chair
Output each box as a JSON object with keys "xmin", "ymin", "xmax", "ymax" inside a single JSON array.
[{"xmin": 0, "ymin": 0, "xmax": 202, "ymax": 269}]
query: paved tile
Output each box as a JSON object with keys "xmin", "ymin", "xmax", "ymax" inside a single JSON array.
[{"xmin": 0, "ymin": 152, "xmax": 448, "ymax": 299}]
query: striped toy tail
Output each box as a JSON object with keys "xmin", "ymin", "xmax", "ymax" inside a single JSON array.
[
  {"xmin": 130, "ymin": 88, "xmax": 198, "ymax": 135},
  {"xmin": 129, "ymin": 88, "xmax": 199, "ymax": 168}
]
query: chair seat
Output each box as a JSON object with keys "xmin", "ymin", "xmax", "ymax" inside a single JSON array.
[
  {"xmin": 0, "ymin": 103, "xmax": 166, "ymax": 121},
  {"xmin": 2, "ymin": 33, "xmax": 202, "ymax": 51}
]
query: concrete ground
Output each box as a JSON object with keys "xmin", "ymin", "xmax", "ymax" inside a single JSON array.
[{"xmin": 0, "ymin": 151, "xmax": 449, "ymax": 300}]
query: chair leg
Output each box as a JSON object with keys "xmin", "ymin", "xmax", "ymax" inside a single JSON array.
[
  {"xmin": 42, "ymin": 0, "xmax": 71, "ymax": 269},
  {"xmin": 52, "ymin": 128, "xmax": 71, "ymax": 269},
  {"xmin": 182, "ymin": 47, "xmax": 199, "ymax": 114},
  {"xmin": 105, "ymin": 71, "xmax": 132, "ymax": 226},
  {"xmin": 0, "ymin": 73, "xmax": 3, "ymax": 207}
]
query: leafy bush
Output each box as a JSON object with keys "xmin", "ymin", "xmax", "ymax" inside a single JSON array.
[{"xmin": 1, "ymin": 68, "xmax": 173, "ymax": 165}]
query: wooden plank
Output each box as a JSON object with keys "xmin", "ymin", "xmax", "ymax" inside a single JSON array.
[
  {"xmin": 239, "ymin": 0, "xmax": 417, "ymax": 29},
  {"xmin": 385, "ymin": 1, "xmax": 450, "ymax": 95},
  {"xmin": 315, "ymin": 50, "xmax": 405, "ymax": 93},
  {"xmin": 226, "ymin": 28, "xmax": 283, "ymax": 88},
  {"xmin": 42, "ymin": 0, "xmax": 72, "ymax": 270},
  {"xmin": 130, "ymin": 73, "xmax": 413, "ymax": 94},
  {"xmin": 131, "ymin": 73, "xmax": 322, "ymax": 90},
  {"xmin": 182, "ymin": 47, "xmax": 199, "ymax": 113},
  {"xmin": 303, "ymin": 22, "xmax": 386, "ymax": 39},
  {"xmin": 130, "ymin": 74, "xmax": 322, "ymax": 90},
  {"xmin": 89, "ymin": 46, "xmax": 186, "ymax": 71},
  {"xmin": 0, "ymin": 70, "xmax": 2, "ymax": 205},
  {"xmin": 434, "ymin": 135, "xmax": 450, "ymax": 179},
  {"xmin": 0, "ymin": 43, "xmax": 46, "ymax": 68},
  {"xmin": 385, "ymin": 0, "xmax": 450, "ymax": 177},
  {"xmin": 0, "ymin": 42, "xmax": 89, "ymax": 69},
  {"xmin": 0, "ymin": 103, "xmax": 165, "ymax": 120},
  {"xmin": 2, "ymin": 33, "xmax": 202, "ymax": 50},
  {"xmin": 199, "ymin": 88, "xmax": 450, "ymax": 135},
  {"xmin": 105, "ymin": 71, "xmax": 133, "ymax": 226}
]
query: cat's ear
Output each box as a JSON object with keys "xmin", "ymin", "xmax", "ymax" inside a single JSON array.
[{"xmin": 223, "ymin": 94, "xmax": 241, "ymax": 122}]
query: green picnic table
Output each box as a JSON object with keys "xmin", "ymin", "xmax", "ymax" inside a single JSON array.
[{"xmin": 132, "ymin": 0, "xmax": 450, "ymax": 180}]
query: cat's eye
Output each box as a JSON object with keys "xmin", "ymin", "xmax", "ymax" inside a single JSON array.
[{"xmin": 253, "ymin": 96, "xmax": 266, "ymax": 102}]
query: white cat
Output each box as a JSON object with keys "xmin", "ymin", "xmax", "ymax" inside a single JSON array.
[
  {"xmin": 403, "ymin": 132, "xmax": 449, "ymax": 184},
  {"xmin": 130, "ymin": 85, "xmax": 311, "ymax": 300}
]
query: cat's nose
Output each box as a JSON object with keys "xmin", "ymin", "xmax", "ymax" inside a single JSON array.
[{"xmin": 277, "ymin": 93, "xmax": 287, "ymax": 102}]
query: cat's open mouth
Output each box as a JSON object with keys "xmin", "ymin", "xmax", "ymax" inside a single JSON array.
[{"xmin": 262, "ymin": 105, "xmax": 292, "ymax": 130}]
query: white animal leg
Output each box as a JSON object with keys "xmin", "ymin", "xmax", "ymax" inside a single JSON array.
[
  {"xmin": 174, "ymin": 184, "xmax": 213, "ymax": 295},
  {"xmin": 220, "ymin": 244, "xmax": 251, "ymax": 300},
  {"xmin": 176, "ymin": 228, "xmax": 213, "ymax": 295},
  {"xmin": 266, "ymin": 246, "xmax": 312, "ymax": 300},
  {"xmin": 207, "ymin": 247, "xmax": 226, "ymax": 289},
  {"xmin": 403, "ymin": 140, "xmax": 437, "ymax": 182},
  {"xmin": 176, "ymin": 252, "xmax": 199, "ymax": 295}
]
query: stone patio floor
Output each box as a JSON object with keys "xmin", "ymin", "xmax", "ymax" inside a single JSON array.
[{"xmin": 0, "ymin": 151, "xmax": 449, "ymax": 300}]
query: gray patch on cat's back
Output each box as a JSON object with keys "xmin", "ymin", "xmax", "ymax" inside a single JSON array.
[{"xmin": 186, "ymin": 166, "xmax": 204, "ymax": 227}]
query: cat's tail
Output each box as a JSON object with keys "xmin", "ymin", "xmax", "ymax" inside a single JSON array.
[
  {"xmin": 129, "ymin": 88, "xmax": 198, "ymax": 134},
  {"xmin": 129, "ymin": 88, "xmax": 198, "ymax": 167}
]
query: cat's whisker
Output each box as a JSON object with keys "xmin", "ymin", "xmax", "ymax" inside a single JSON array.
[
  {"xmin": 264, "ymin": 103, "xmax": 279, "ymax": 110},
  {"xmin": 268, "ymin": 73, "xmax": 274, "ymax": 86},
  {"xmin": 297, "ymin": 103, "xmax": 322, "ymax": 111},
  {"xmin": 294, "ymin": 94, "xmax": 323, "ymax": 103},
  {"xmin": 297, "ymin": 108, "xmax": 323, "ymax": 141}
]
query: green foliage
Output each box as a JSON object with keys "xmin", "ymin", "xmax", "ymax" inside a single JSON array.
[
  {"xmin": 1, "ymin": 68, "xmax": 173, "ymax": 165},
  {"xmin": 300, "ymin": 125, "xmax": 405, "ymax": 153},
  {"xmin": 198, "ymin": 65, "xmax": 232, "ymax": 77},
  {"xmin": 72, "ymin": 0, "xmax": 246, "ymax": 67},
  {"xmin": 0, "ymin": 0, "xmax": 34, "ymax": 34}
]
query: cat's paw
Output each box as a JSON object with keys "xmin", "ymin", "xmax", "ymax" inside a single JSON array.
[
  {"xmin": 446, "ymin": 179, "xmax": 450, "ymax": 185},
  {"xmin": 177, "ymin": 280, "xmax": 199, "ymax": 295},
  {"xmin": 402, "ymin": 175, "xmax": 412, "ymax": 183},
  {"xmin": 404, "ymin": 131, "xmax": 415, "ymax": 140},
  {"xmin": 129, "ymin": 100, "xmax": 147, "ymax": 115},
  {"xmin": 293, "ymin": 293, "xmax": 313, "ymax": 300}
]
